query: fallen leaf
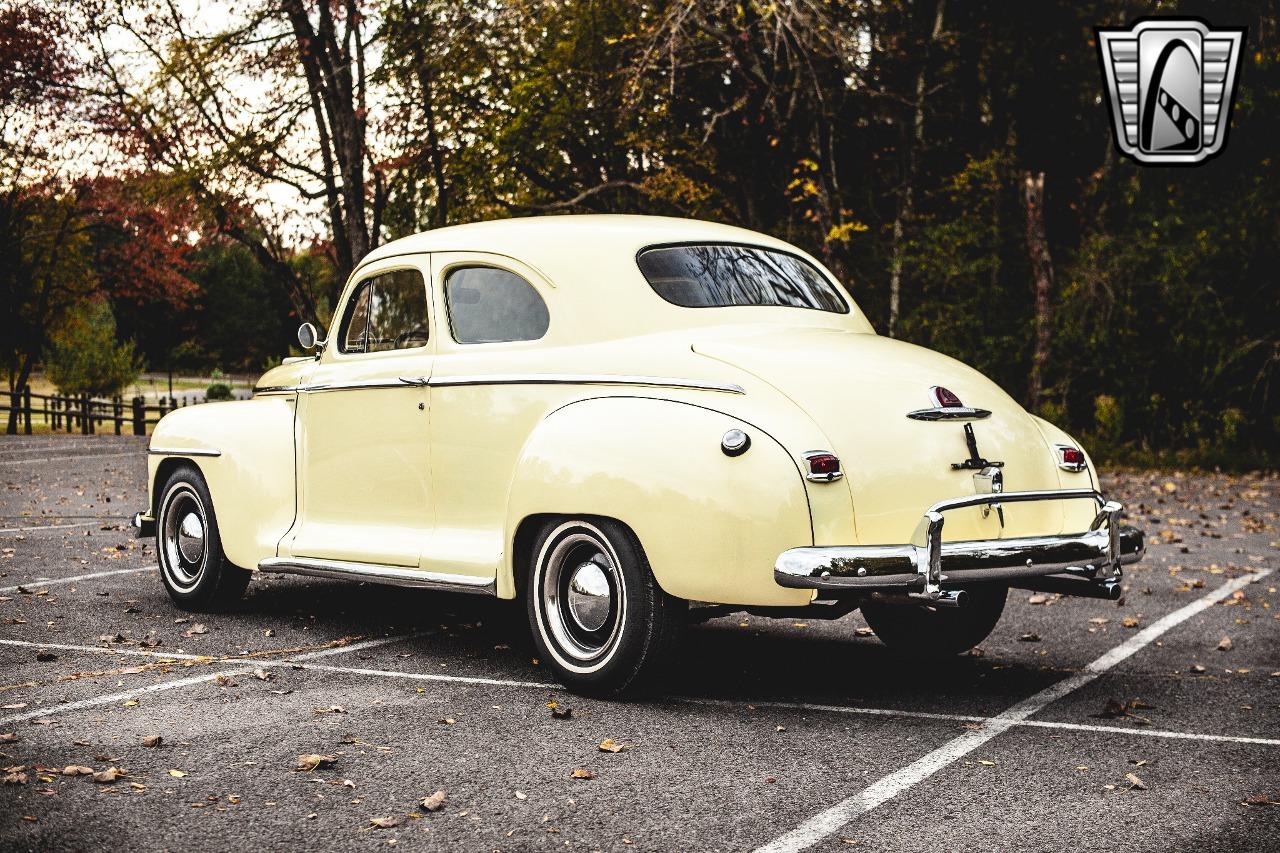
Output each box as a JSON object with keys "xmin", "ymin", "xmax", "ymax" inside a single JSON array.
[
  {"xmin": 420, "ymin": 790, "xmax": 446, "ymax": 812},
  {"xmin": 182, "ymin": 624, "xmax": 208, "ymax": 638},
  {"xmin": 1018, "ymin": 633, "xmax": 1041, "ymax": 643},
  {"xmin": 142, "ymin": 735, "xmax": 162, "ymax": 748},
  {"xmin": 0, "ymin": 733, "xmax": 16, "ymax": 743},
  {"xmin": 252, "ymin": 669, "xmax": 272, "ymax": 681},
  {"xmin": 437, "ymin": 717, "xmax": 456, "ymax": 725},
  {"xmin": 570, "ymin": 768, "xmax": 596, "ymax": 780},
  {"xmin": 1217, "ymin": 636, "xmax": 1233, "ymax": 651},
  {"xmin": 168, "ymin": 769, "xmax": 187, "ymax": 778},
  {"xmin": 1121, "ymin": 617, "xmax": 1141, "ymax": 628},
  {"xmin": 977, "ymin": 759, "xmax": 996, "ymax": 766},
  {"xmin": 62, "ymin": 765, "xmax": 93, "ymax": 776},
  {"xmin": 2, "ymin": 770, "xmax": 27, "ymax": 785},
  {"xmin": 35, "ymin": 652, "xmax": 57, "ymax": 662},
  {"xmin": 598, "ymin": 738, "xmax": 627, "ymax": 753},
  {"xmin": 313, "ymin": 706, "xmax": 346, "ymax": 715},
  {"xmin": 514, "ymin": 790, "xmax": 527, "ymax": 800},
  {"xmin": 92, "ymin": 767, "xmax": 125, "ymax": 783},
  {"xmin": 295, "ymin": 754, "xmax": 338, "ymax": 772},
  {"xmin": 1027, "ymin": 594, "xmax": 1049, "ymax": 605},
  {"xmin": 1190, "ymin": 663, "xmax": 1207, "ymax": 673},
  {"xmin": 1125, "ymin": 772, "xmax": 1147, "ymax": 791},
  {"xmin": 369, "ymin": 816, "xmax": 401, "ymax": 829}
]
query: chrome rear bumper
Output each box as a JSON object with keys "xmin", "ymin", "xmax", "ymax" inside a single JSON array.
[{"xmin": 775, "ymin": 489, "xmax": 1144, "ymax": 605}]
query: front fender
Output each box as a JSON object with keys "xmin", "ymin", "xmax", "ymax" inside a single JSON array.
[
  {"xmin": 504, "ymin": 396, "xmax": 813, "ymax": 607},
  {"xmin": 148, "ymin": 398, "xmax": 296, "ymax": 570}
]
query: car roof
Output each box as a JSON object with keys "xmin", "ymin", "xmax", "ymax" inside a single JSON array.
[{"xmin": 358, "ymin": 214, "xmax": 801, "ymax": 272}]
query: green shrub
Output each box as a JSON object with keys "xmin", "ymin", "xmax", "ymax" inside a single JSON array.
[{"xmin": 205, "ymin": 383, "xmax": 234, "ymax": 402}]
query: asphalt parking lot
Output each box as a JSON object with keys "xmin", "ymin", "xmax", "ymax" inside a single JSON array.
[{"xmin": 1, "ymin": 435, "xmax": 1277, "ymax": 852}]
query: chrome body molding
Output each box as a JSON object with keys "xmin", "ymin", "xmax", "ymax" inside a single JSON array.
[
  {"xmin": 254, "ymin": 374, "xmax": 746, "ymax": 396},
  {"xmin": 425, "ymin": 373, "xmax": 745, "ymax": 394},
  {"xmin": 148, "ymin": 447, "xmax": 222, "ymax": 458},
  {"xmin": 775, "ymin": 488, "xmax": 1145, "ymax": 604},
  {"xmin": 257, "ymin": 556, "xmax": 496, "ymax": 595},
  {"xmin": 905, "ymin": 406, "xmax": 992, "ymax": 421}
]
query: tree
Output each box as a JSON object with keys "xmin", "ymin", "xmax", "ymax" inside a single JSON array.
[{"xmin": 44, "ymin": 299, "xmax": 142, "ymax": 397}]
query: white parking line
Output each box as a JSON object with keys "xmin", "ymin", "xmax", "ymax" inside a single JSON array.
[
  {"xmin": 5, "ymin": 629, "xmax": 1277, "ymax": 750},
  {"xmin": 0, "ymin": 451, "xmax": 141, "ymax": 465},
  {"xmin": 0, "ymin": 521, "xmax": 107, "ymax": 534},
  {"xmin": 0, "ymin": 565, "xmax": 155, "ymax": 593},
  {"xmin": 0, "ymin": 634, "xmax": 413, "ymax": 726},
  {"xmin": 752, "ymin": 568, "xmax": 1274, "ymax": 853}
]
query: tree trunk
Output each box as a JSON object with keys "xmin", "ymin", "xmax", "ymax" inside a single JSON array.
[
  {"xmin": 1022, "ymin": 169, "xmax": 1054, "ymax": 410},
  {"xmin": 887, "ymin": 0, "xmax": 945, "ymax": 338}
]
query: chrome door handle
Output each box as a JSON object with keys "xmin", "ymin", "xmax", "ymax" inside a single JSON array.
[{"xmin": 398, "ymin": 376, "xmax": 429, "ymax": 386}]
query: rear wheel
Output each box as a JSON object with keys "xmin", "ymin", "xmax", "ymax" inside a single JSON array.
[
  {"xmin": 526, "ymin": 518, "xmax": 684, "ymax": 696},
  {"xmin": 861, "ymin": 585, "xmax": 1007, "ymax": 658},
  {"xmin": 156, "ymin": 465, "xmax": 250, "ymax": 611}
]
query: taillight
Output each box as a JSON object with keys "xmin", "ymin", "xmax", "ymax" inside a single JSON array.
[
  {"xmin": 804, "ymin": 451, "xmax": 843, "ymax": 482},
  {"xmin": 1057, "ymin": 445, "xmax": 1087, "ymax": 472}
]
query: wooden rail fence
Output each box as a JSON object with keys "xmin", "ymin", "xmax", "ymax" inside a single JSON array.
[{"xmin": 2, "ymin": 389, "xmax": 251, "ymax": 436}]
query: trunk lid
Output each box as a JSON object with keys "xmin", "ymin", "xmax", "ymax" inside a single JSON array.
[{"xmin": 693, "ymin": 327, "xmax": 1070, "ymax": 544}]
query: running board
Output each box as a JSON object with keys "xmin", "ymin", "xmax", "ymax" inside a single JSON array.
[{"xmin": 257, "ymin": 557, "xmax": 496, "ymax": 596}]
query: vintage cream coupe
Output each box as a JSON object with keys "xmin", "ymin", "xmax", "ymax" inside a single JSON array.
[{"xmin": 133, "ymin": 215, "xmax": 1145, "ymax": 694}]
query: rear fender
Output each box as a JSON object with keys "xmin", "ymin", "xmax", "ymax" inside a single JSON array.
[{"xmin": 504, "ymin": 397, "xmax": 813, "ymax": 607}]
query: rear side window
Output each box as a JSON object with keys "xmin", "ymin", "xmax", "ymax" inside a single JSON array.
[
  {"xmin": 637, "ymin": 243, "xmax": 848, "ymax": 313},
  {"xmin": 445, "ymin": 266, "xmax": 550, "ymax": 344},
  {"xmin": 339, "ymin": 268, "xmax": 429, "ymax": 353}
]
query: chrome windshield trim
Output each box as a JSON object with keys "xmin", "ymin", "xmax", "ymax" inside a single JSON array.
[
  {"xmin": 148, "ymin": 447, "xmax": 222, "ymax": 458},
  {"xmin": 427, "ymin": 374, "xmax": 746, "ymax": 394},
  {"xmin": 258, "ymin": 557, "xmax": 496, "ymax": 595},
  {"xmin": 906, "ymin": 406, "xmax": 992, "ymax": 421}
]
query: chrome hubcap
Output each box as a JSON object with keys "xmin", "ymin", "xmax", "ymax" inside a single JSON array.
[
  {"xmin": 178, "ymin": 513, "xmax": 205, "ymax": 563},
  {"xmin": 539, "ymin": 527, "xmax": 625, "ymax": 665},
  {"xmin": 566, "ymin": 560, "xmax": 612, "ymax": 632},
  {"xmin": 160, "ymin": 486, "xmax": 207, "ymax": 589}
]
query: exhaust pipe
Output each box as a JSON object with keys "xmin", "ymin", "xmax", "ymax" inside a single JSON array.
[
  {"xmin": 1013, "ymin": 574, "xmax": 1122, "ymax": 601},
  {"xmin": 869, "ymin": 588, "xmax": 969, "ymax": 608}
]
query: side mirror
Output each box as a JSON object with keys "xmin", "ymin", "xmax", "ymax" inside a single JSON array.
[{"xmin": 297, "ymin": 322, "xmax": 326, "ymax": 352}]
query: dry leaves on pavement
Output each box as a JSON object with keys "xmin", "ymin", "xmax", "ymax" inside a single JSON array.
[
  {"xmin": 598, "ymin": 738, "xmax": 628, "ymax": 753},
  {"xmin": 420, "ymin": 790, "xmax": 446, "ymax": 812},
  {"xmin": 296, "ymin": 753, "xmax": 338, "ymax": 772}
]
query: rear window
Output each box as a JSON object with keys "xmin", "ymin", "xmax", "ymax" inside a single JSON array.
[{"xmin": 636, "ymin": 244, "xmax": 848, "ymax": 313}]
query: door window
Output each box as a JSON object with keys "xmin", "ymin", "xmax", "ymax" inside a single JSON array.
[
  {"xmin": 444, "ymin": 266, "xmax": 550, "ymax": 344},
  {"xmin": 339, "ymin": 268, "xmax": 429, "ymax": 353}
]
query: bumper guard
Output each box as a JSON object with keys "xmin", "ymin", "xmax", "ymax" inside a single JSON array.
[{"xmin": 775, "ymin": 489, "xmax": 1145, "ymax": 606}]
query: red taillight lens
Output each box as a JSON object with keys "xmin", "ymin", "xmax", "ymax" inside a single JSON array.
[
  {"xmin": 1058, "ymin": 446, "xmax": 1086, "ymax": 471},
  {"xmin": 805, "ymin": 452, "xmax": 842, "ymax": 481}
]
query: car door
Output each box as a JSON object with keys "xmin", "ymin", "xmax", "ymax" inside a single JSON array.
[{"xmin": 281, "ymin": 255, "xmax": 435, "ymax": 568}]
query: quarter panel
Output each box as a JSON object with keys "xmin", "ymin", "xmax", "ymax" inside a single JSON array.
[{"xmin": 505, "ymin": 397, "xmax": 813, "ymax": 607}]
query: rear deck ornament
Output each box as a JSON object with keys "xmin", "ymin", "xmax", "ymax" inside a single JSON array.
[{"xmin": 1096, "ymin": 18, "xmax": 1245, "ymax": 165}]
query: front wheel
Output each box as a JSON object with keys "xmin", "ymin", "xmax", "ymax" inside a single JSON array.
[
  {"xmin": 861, "ymin": 584, "xmax": 1007, "ymax": 658},
  {"xmin": 526, "ymin": 518, "xmax": 685, "ymax": 696},
  {"xmin": 156, "ymin": 464, "xmax": 251, "ymax": 611}
]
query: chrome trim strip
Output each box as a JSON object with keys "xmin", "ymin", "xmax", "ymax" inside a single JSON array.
[
  {"xmin": 254, "ymin": 374, "xmax": 745, "ymax": 396},
  {"xmin": 257, "ymin": 557, "xmax": 496, "ymax": 595},
  {"xmin": 148, "ymin": 447, "xmax": 222, "ymax": 458},
  {"xmin": 906, "ymin": 406, "xmax": 992, "ymax": 421},
  {"xmin": 426, "ymin": 374, "xmax": 746, "ymax": 394}
]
